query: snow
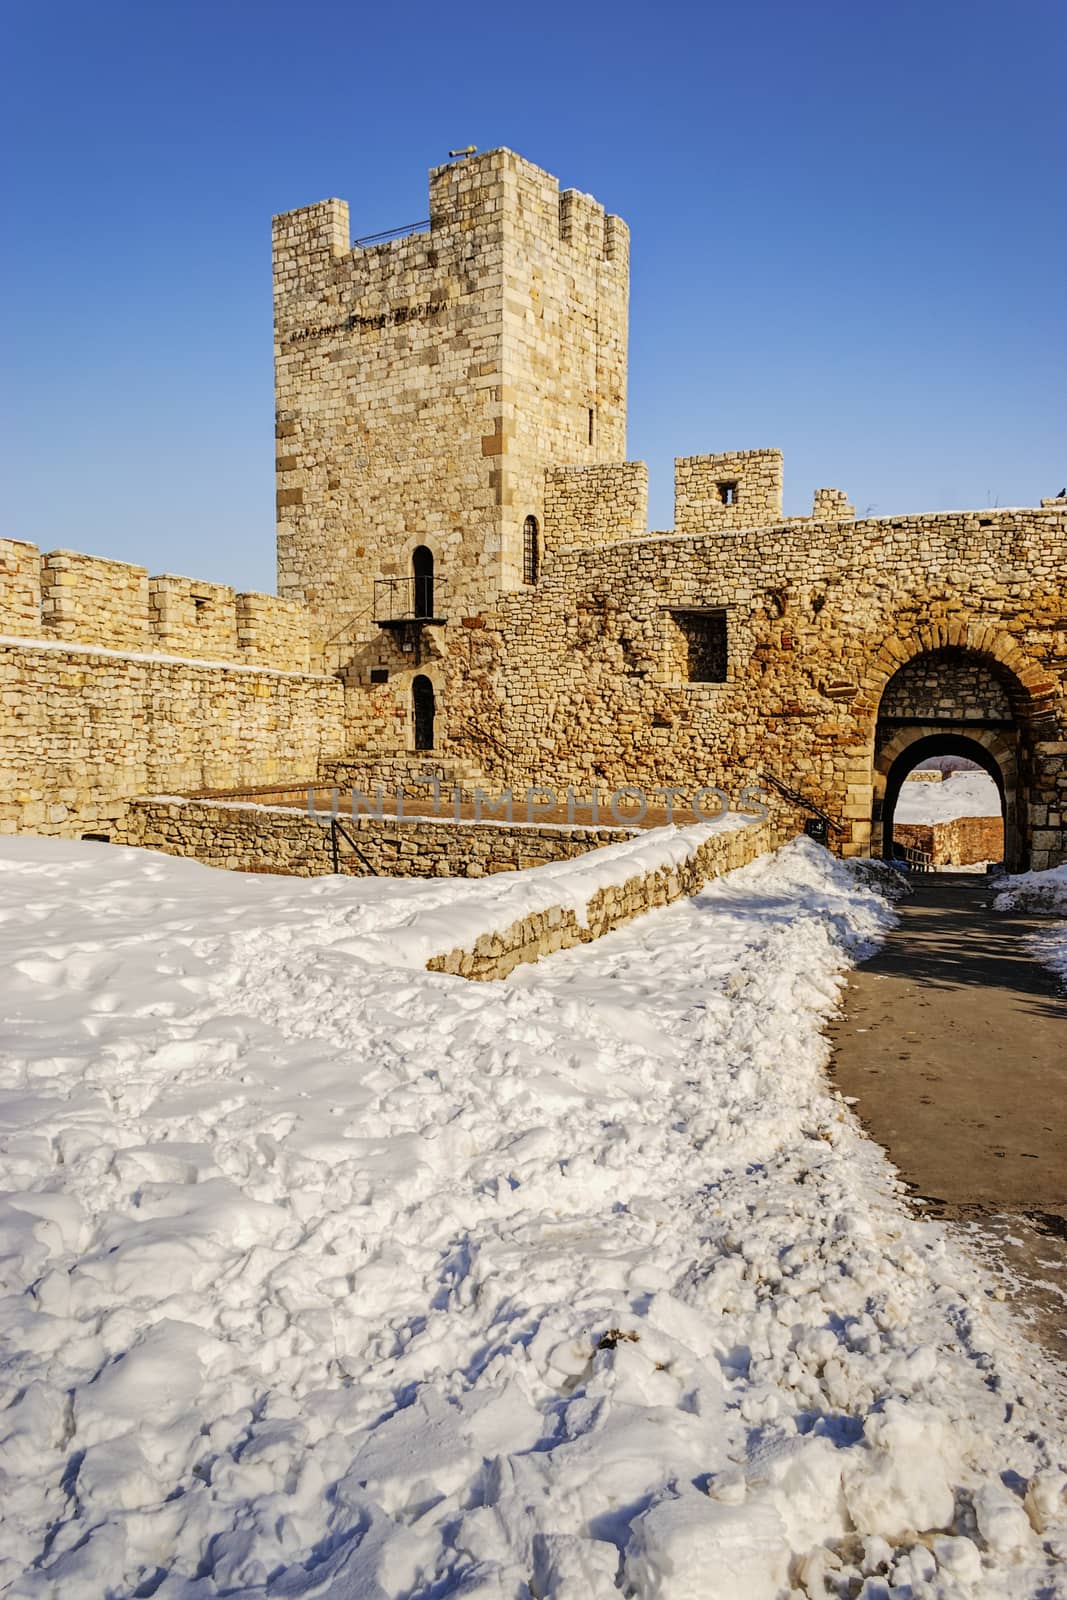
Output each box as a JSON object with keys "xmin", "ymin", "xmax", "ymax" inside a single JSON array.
[
  {"xmin": 0, "ymin": 833, "xmax": 1064, "ymax": 1597},
  {"xmin": 994, "ymin": 861, "xmax": 1067, "ymax": 982},
  {"xmin": 895, "ymin": 770, "xmax": 1001, "ymax": 824}
]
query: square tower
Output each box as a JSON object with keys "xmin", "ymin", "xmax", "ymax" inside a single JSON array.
[{"xmin": 272, "ymin": 149, "xmax": 629, "ymax": 644}]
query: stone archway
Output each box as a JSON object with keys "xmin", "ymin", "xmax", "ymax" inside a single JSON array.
[
  {"xmin": 881, "ymin": 730, "xmax": 1007, "ymax": 866},
  {"xmin": 870, "ymin": 646, "xmax": 1030, "ymax": 871}
]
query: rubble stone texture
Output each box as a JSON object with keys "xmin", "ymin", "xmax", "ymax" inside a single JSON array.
[{"xmin": 1, "ymin": 148, "xmax": 1064, "ymax": 872}]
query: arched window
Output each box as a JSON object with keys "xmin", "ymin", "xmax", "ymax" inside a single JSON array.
[
  {"xmin": 412, "ymin": 674, "xmax": 435, "ymax": 751},
  {"xmin": 412, "ymin": 545, "xmax": 434, "ymax": 618},
  {"xmin": 522, "ymin": 516, "xmax": 540, "ymax": 585}
]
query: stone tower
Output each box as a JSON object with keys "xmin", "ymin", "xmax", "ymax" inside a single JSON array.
[{"xmin": 272, "ymin": 149, "xmax": 629, "ymax": 646}]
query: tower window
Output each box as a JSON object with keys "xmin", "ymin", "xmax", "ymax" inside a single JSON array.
[
  {"xmin": 717, "ymin": 481, "xmax": 738, "ymax": 506},
  {"xmin": 523, "ymin": 515, "xmax": 540, "ymax": 585},
  {"xmin": 588, "ymin": 407, "xmax": 596, "ymax": 446},
  {"xmin": 412, "ymin": 545, "xmax": 434, "ymax": 618}
]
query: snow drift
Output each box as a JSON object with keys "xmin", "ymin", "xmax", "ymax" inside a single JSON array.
[{"xmin": 0, "ymin": 834, "xmax": 1064, "ymax": 1598}]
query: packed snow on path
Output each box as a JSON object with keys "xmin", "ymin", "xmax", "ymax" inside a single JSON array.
[
  {"xmin": 995, "ymin": 861, "xmax": 1067, "ymax": 983},
  {"xmin": 0, "ymin": 836, "xmax": 1065, "ymax": 1600},
  {"xmin": 895, "ymin": 770, "xmax": 1002, "ymax": 824}
]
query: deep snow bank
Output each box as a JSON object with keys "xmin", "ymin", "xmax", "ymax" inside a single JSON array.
[{"xmin": 0, "ymin": 835, "xmax": 1064, "ymax": 1598}]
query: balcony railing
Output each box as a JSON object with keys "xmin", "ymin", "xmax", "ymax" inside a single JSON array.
[{"xmin": 374, "ymin": 575, "xmax": 448, "ymax": 627}]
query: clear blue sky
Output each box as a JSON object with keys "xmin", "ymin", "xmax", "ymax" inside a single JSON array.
[{"xmin": 4, "ymin": 0, "xmax": 1064, "ymax": 594}]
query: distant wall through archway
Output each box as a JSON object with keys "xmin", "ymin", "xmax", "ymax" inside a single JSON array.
[{"xmin": 872, "ymin": 648, "xmax": 1027, "ymax": 870}]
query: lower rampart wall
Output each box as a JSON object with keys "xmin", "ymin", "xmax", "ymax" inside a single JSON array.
[
  {"xmin": 113, "ymin": 798, "xmax": 634, "ymax": 877},
  {"xmin": 894, "ymin": 816, "xmax": 1004, "ymax": 868},
  {"xmin": 428, "ymin": 819, "xmax": 773, "ymax": 979},
  {"xmin": 0, "ymin": 640, "xmax": 345, "ymax": 836}
]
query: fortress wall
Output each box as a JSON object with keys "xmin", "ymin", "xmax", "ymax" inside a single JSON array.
[
  {"xmin": 0, "ymin": 637, "xmax": 344, "ymax": 836},
  {"xmin": 543, "ymin": 463, "xmax": 648, "ymax": 550},
  {"xmin": 0, "ymin": 539, "xmax": 320, "ymax": 672},
  {"xmin": 674, "ymin": 449, "xmax": 783, "ymax": 534},
  {"xmin": 462, "ymin": 505, "xmax": 1067, "ymax": 868},
  {"xmin": 0, "ymin": 539, "xmax": 43, "ymax": 637}
]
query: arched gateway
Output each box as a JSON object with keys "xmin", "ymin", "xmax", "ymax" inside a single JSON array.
[{"xmin": 871, "ymin": 647, "xmax": 1029, "ymax": 869}]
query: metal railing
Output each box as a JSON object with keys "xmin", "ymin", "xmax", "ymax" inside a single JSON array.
[
  {"xmin": 374, "ymin": 575, "xmax": 448, "ymax": 624},
  {"xmin": 893, "ymin": 842, "xmax": 934, "ymax": 873},
  {"xmin": 354, "ymin": 219, "xmax": 431, "ymax": 247}
]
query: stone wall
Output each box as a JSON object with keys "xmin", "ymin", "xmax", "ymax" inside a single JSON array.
[
  {"xmin": 0, "ymin": 639, "xmax": 344, "ymax": 836},
  {"xmin": 113, "ymin": 796, "xmax": 634, "ymax": 878},
  {"xmin": 428, "ymin": 819, "xmax": 772, "ymax": 979}
]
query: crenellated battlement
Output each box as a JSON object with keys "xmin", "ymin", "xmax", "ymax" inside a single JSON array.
[{"xmin": 0, "ymin": 540, "xmax": 318, "ymax": 674}]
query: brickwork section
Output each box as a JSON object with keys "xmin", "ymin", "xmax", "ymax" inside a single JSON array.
[
  {"xmin": 428, "ymin": 820, "xmax": 772, "ymax": 980},
  {"xmin": 0, "ymin": 641, "xmax": 343, "ymax": 836},
  {"xmin": 812, "ymin": 488, "xmax": 855, "ymax": 521},
  {"xmin": 113, "ymin": 797, "xmax": 634, "ymax": 878}
]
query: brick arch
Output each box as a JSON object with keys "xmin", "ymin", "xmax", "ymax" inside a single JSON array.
[
  {"xmin": 868, "ymin": 641, "xmax": 1033, "ymax": 869},
  {"xmin": 864, "ymin": 620, "xmax": 1050, "ymax": 707}
]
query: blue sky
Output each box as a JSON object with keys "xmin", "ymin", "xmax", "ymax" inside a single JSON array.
[{"xmin": 4, "ymin": 0, "xmax": 1064, "ymax": 594}]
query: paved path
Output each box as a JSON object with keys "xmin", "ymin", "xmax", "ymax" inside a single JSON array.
[{"xmin": 827, "ymin": 873, "xmax": 1067, "ymax": 1365}]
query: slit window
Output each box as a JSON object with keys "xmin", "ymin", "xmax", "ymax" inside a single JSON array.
[
  {"xmin": 523, "ymin": 515, "xmax": 540, "ymax": 585},
  {"xmin": 668, "ymin": 609, "xmax": 728, "ymax": 683},
  {"xmin": 588, "ymin": 407, "xmax": 596, "ymax": 446},
  {"xmin": 717, "ymin": 480, "xmax": 738, "ymax": 506}
]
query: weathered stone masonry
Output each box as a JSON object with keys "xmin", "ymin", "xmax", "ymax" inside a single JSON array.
[
  {"xmin": 3, "ymin": 147, "xmax": 1065, "ymax": 876},
  {"xmin": 0, "ymin": 538, "xmax": 339, "ymax": 836}
]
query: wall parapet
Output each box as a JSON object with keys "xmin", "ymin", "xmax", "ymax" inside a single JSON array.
[{"xmin": 0, "ymin": 539, "xmax": 319, "ymax": 673}]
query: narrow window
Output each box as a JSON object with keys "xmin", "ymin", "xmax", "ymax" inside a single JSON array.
[
  {"xmin": 717, "ymin": 481, "xmax": 738, "ymax": 507},
  {"xmin": 413, "ymin": 674, "xmax": 435, "ymax": 750},
  {"xmin": 412, "ymin": 545, "xmax": 434, "ymax": 618},
  {"xmin": 523, "ymin": 515, "xmax": 540, "ymax": 585},
  {"xmin": 588, "ymin": 407, "xmax": 596, "ymax": 446},
  {"xmin": 669, "ymin": 609, "xmax": 728, "ymax": 683}
]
